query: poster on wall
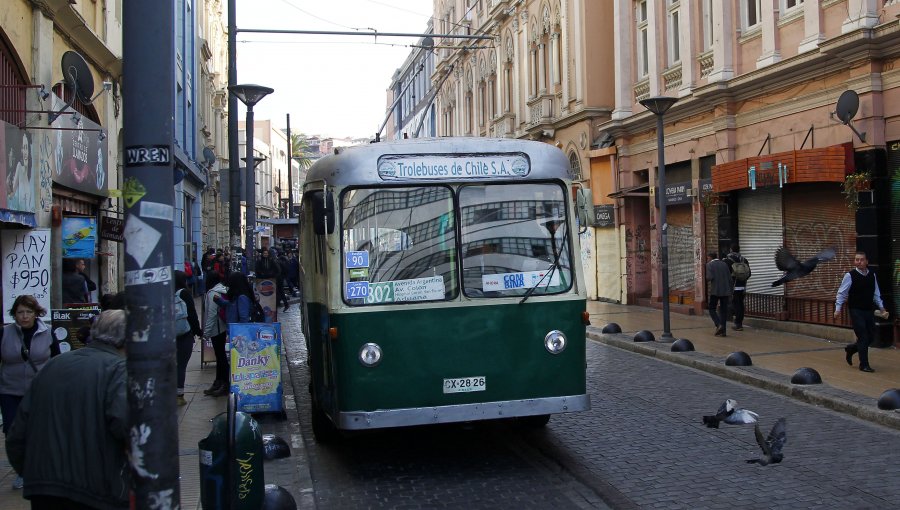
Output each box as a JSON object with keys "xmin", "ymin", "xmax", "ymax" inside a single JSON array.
[
  {"xmin": 254, "ymin": 278, "xmax": 277, "ymax": 322},
  {"xmin": 49, "ymin": 94, "xmax": 108, "ymax": 196},
  {"xmin": 1, "ymin": 228, "xmax": 51, "ymax": 324},
  {"xmin": 62, "ymin": 216, "xmax": 97, "ymax": 258},
  {"xmin": 0, "ymin": 120, "xmax": 39, "ymax": 226},
  {"xmin": 51, "ymin": 308, "xmax": 99, "ymax": 351},
  {"xmin": 229, "ymin": 322, "xmax": 283, "ymax": 414}
]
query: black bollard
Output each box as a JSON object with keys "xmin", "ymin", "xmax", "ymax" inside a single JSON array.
[
  {"xmin": 877, "ymin": 389, "xmax": 900, "ymax": 410},
  {"xmin": 602, "ymin": 323, "xmax": 622, "ymax": 334},
  {"xmin": 262, "ymin": 484, "xmax": 297, "ymax": 510},
  {"xmin": 791, "ymin": 367, "xmax": 822, "ymax": 385},
  {"xmin": 634, "ymin": 330, "xmax": 655, "ymax": 342},
  {"xmin": 262, "ymin": 434, "xmax": 291, "ymax": 461},
  {"xmin": 671, "ymin": 338, "xmax": 695, "ymax": 352},
  {"xmin": 725, "ymin": 351, "xmax": 753, "ymax": 366}
]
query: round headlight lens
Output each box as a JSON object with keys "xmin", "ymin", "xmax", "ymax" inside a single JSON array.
[
  {"xmin": 358, "ymin": 342, "xmax": 383, "ymax": 367},
  {"xmin": 544, "ymin": 330, "xmax": 567, "ymax": 354}
]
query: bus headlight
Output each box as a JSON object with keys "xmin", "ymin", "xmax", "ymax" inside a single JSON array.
[
  {"xmin": 544, "ymin": 330, "xmax": 567, "ymax": 354},
  {"xmin": 359, "ymin": 342, "xmax": 383, "ymax": 367}
]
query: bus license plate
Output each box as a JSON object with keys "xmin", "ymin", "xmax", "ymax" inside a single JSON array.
[{"xmin": 443, "ymin": 376, "xmax": 486, "ymax": 394}]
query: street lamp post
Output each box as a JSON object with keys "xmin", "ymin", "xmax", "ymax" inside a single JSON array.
[
  {"xmin": 230, "ymin": 84, "xmax": 273, "ymax": 274},
  {"xmin": 640, "ymin": 95, "xmax": 678, "ymax": 342}
]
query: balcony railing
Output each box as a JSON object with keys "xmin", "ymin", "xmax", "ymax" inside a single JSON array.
[{"xmin": 527, "ymin": 94, "xmax": 554, "ymax": 126}]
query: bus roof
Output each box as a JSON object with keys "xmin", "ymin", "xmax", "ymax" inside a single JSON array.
[{"xmin": 304, "ymin": 137, "xmax": 572, "ymax": 188}]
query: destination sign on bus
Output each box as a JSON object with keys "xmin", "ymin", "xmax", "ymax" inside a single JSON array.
[
  {"xmin": 482, "ymin": 270, "xmax": 561, "ymax": 292},
  {"xmin": 365, "ymin": 276, "xmax": 444, "ymax": 304},
  {"xmin": 377, "ymin": 153, "xmax": 530, "ymax": 181}
]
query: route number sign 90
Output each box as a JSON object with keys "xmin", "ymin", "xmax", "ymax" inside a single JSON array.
[{"xmin": 345, "ymin": 251, "xmax": 369, "ymax": 269}]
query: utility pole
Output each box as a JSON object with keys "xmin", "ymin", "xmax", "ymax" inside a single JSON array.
[
  {"xmin": 228, "ymin": 0, "xmax": 241, "ymax": 249},
  {"xmin": 286, "ymin": 113, "xmax": 293, "ymax": 218},
  {"xmin": 123, "ymin": 0, "xmax": 180, "ymax": 506}
]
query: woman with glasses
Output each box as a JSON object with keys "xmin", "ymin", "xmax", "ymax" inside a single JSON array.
[{"xmin": 0, "ymin": 294, "xmax": 59, "ymax": 489}]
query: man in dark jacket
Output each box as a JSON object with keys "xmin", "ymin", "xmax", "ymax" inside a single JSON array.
[
  {"xmin": 6, "ymin": 310, "xmax": 130, "ymax": 509},
  {"xmin": 706, "ymin": 252, "xmax": 734, "ymax": 337},
  {"xmin": 834, "ymin": 250, "xmax": 888, "ymax": 373},
  {"xmin": 724, "ymin": 244, "xmax": 751, "ymax": 331}
]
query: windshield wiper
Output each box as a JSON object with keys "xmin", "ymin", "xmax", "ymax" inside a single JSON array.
[
  {"xmin": 520, "ymin": 220, "xmax": 565, "ymax": 304},
  {"xmin": 518, "ymin": 261, "xmax": 558, "ymax": 304}
]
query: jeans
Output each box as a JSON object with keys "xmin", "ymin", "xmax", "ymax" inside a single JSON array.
[
  {"xmin": 709, "ymin": 295, "xmax": 730, "ymax": 332},
  {"xmin": 0, "ymin": 393, "xmax": 23, "ymax": 435},
  {"xmin": 211, "ymin": 332, "xmax": 229, "ymax": 384},
  {"xmin": 732, "ymin": 289, "xmax": 745, "ymax": 326},
  {"xmin": 176, "ymin": 333, "xmax": 195, "ymax": 394},
  {"xmin": 849, "ymin": 308, "xmax": 876, "ymax": 368}
]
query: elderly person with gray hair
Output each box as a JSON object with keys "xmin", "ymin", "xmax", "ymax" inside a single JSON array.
[{"xmin": 6, "ymin": 310, "xmax": 131, "ymax": 509}]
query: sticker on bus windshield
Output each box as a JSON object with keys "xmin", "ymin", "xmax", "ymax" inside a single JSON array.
[
  {"xmin": 345, "ymin": 281, "xmax": 370, "ymax": 299},
  {"xmin": 349, "ymin": 268, "xmax": 369, "ymax": 279},
  {"xmin": 365, "ymin": 276, "xmax": 444, "ymax": 304},
  {"xmin": 482, "ymin": 270, "xmax": 561, "ymax": 292},
  {"xmin": 345, "ymin": 251, "xmax": 369, "ymax": 268}
]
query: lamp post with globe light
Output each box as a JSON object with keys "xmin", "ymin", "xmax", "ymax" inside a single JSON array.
[
  {"xmin": 229, "ymin": 84, "xmax": 273, "ymax": 273},
  {"xmin": 640, "ymin": 95, "xmax": 678, "ymax": 342}
]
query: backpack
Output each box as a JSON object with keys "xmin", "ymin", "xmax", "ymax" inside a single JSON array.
[
  {"xmin": 183, "ymin": 261, "xmax": 193, "ymax": 277},
  {"xmin": 174, "ymin": 291, "xmax": 192, "ymax": 335},
  {"xmin": 730, "ymin": 256, "xmax": 750, "ymax": 283}
]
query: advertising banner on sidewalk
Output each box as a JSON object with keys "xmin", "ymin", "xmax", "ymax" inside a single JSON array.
[
  {"xmin": 253, "ymin": 278, "xmax": 277, "ymax": 322},
  {"xmin": 229, "ymin": 322, "xmax": 283, "ymax": 414}
]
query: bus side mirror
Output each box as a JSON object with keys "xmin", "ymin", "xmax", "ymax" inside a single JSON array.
[
  {"xmin": 575, "ymin": 188, "xmax": 592, "ymax": 227},
  {"xmin": 312, "ymin": 191, "xmax": 335, "ymax": 235}
]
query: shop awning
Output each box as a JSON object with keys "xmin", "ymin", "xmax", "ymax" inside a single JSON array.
[
  {"xmin": 607, "ymin": 183, "xmax": 649, "ymax": 199},
  {"xmin": 0, "ymin": 209, "xmax": 36, "ymax": 228}
]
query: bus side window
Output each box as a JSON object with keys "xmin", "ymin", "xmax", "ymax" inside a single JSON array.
[{"xmin": 312, "ymin": 190, "xmax": 335, "ymax": 235}]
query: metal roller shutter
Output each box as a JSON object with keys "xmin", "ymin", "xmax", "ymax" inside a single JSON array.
[
  {"xmin": 890, "ymin": 141, "xmax": 900, "ymax": 318},
  {"xmin": 667, "ymin": 205, "xmax": 694, "ymax": 292},
  {"xmin": 738, "ymin": 187, "xmax": 783, "ymax": 295}
]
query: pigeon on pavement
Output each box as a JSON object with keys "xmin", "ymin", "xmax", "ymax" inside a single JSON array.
[
  {"xmin": 771, "ymin": 247, "xmax": 836, "ymax": 287},
  {"xmin": 746, "ymin": 418, "xmax": 787, "ymax": 466},
  {"xmin": 702, "ymin": 399, "xmax": 759, "ymax": 428}
]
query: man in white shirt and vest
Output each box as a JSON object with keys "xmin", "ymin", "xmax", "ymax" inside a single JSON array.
[{"xmin": 834, "ymin": 251, "xmax": 887, "ymax": 373}]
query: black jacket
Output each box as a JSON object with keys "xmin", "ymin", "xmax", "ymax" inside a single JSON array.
[
  {"xmin": 6, "ymin": 343, "xmax": 130, "ymax": 509},
  {"xmin": 178, "ymin": 287, "xmax": 203, "ymax": 337}
]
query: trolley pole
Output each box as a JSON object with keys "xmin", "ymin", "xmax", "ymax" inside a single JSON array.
[
  {"xmin": 286, "ymin": 113, "xmax": 293, "ymax": 218},
  {"xmin": 123, "ymin": 0, "xmax": 181, "ymax": 506}
]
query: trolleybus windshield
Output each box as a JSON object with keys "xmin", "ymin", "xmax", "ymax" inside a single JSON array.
[{"xmin": 340, "ymin": 182, "xmax": 572, "ymax": 305}]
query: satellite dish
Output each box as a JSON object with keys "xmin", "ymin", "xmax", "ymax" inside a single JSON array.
[
  {"xmin": 203, "ymin": 147, "xmax": 217, "ymax": 166},
  {"xmin": 61, "ymin": 51, "xmax": 95, "ymax": 104},
  {"xmin": 835, "ymin": 90, "xmax": 859, "ymax": 124},
  {"xmin": 833, "ymin": 90, "xmax": 866, "ymax": 142}
]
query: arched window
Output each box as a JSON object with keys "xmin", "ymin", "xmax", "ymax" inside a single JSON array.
[
  {"xmin": 0, "ymin": 30, "xmax": 29, "ymax": 126},
  {"xmin": 568, "ymin": 151, "xmax": 582, "ymax": 180}
]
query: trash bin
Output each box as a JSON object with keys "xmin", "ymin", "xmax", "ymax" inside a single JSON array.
[{"xmin": 199, "ymin": 394, "xmax": 265, "ymax": 509}]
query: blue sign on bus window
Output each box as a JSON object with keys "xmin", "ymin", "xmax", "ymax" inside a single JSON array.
[
  {"xmin": 346, "ymin": 251, "xmax": 369, "ymax": 268},
  {"xmin": 346, "ymin": 281, "xmax": 370, "ymax": 299}
]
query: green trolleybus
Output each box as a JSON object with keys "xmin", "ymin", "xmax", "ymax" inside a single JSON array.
[{"xmin": 298, "ymin": 137, "xmax": 591, "ymax": 440}]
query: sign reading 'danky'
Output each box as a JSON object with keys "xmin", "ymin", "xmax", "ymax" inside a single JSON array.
[{"xmin": 125, "ymin": 145, "xmax": 171, "ymax": 167}]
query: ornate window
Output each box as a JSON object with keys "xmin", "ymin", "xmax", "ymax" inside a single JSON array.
[
  {"xmin": 568, "ymin": 151, "xmax": 582, "ymax": 181},
  {"xmin": 635, "ymin": 1, "xmax": 649, "ymax": 79}
]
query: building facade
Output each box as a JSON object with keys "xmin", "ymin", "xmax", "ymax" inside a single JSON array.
[
  {"xmin": 430, "ymin": 0, "xmax": 617, "ymax": 300},
  {"xmin": 385, "ymin": 20, "xmax": 437, "ymax": 140},
  {"xmin": 601, "ymin": 0, "xmax": 899, "ymax": 341},
  {"xmin": 1, "ymin": 0, "xmax": 123, "ymax": 314}
]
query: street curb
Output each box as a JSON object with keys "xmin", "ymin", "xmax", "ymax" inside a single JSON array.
[{"xmin": 586, "ymin": 329, "xmax": 900, "ymax": 431}]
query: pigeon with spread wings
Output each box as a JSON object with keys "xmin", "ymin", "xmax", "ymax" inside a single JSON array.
[
  {"xmin": 702, "ymin": 399, "xmax": 759, "ymax": 428},
  {"xmin": 746, "ymin": 418, "xmax": 787, "ymax": 466},
  {"xmin": 771, "ymin": 247, "xmax": 836, "ymax": 287}
]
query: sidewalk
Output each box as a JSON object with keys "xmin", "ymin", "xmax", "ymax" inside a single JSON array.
[
  {"xmin": 0, "ymin": 298, "xmax": 311, "ymax": 509},
  {"xmin": 586, "ymin": 301, "xmax": 900, "ymax": 430}
]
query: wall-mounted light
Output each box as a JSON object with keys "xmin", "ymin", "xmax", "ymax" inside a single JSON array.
[{"xmin": 99, "ymin": 130, "xmax": 106, "ymax": 141}]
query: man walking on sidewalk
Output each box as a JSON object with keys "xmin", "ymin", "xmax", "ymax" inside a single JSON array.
[
  {"xmin": 706, "ymin": 252, "xmax": 733, "ymax": 337},
  {"xmin": 834, "ymin": 250, "xmax": 887, "ymax": 373},
  {"xmin": 725, "ymin": 244, "xmax": 751, "ymax": 331}
]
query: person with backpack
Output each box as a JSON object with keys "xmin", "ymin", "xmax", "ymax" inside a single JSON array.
[
  {"xmin": 174, "ymin": 271, "xmax": 202, "ymax": 406},
  {"xmin": 202, "ymin": 272, "xmax": 229, "ymax": 398},
  {"xmin": 706, "ymin": 252, "xmax": 733, "ymax": 337},
  {"xmin": 215, "ymin": 272, "xmax": 263, "ymax": 324},
  {"xmin": 725, "ymin": 243, "xmax": 751, "ymax": 331}
]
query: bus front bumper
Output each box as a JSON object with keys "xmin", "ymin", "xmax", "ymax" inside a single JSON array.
[{"xmin": 337, "ymin": 394, "xmax": 590, "ymax": 430}]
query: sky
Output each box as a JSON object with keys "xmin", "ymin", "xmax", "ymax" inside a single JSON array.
[{"xmin": 235, "ymin": 0, "xmax": 434, "ymax": 140}]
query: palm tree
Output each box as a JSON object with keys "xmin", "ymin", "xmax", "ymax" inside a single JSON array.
[{"xmin": 290, "ymin": 133, "xmax": 313, "ymax": 171}]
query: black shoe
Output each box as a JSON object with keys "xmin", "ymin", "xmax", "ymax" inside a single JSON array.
[
  {"xmin": 283, "ymin": 305, "xmax": 289, "ymax": 312},
  {"xmin": 203, "ymin": 380, "xmax": 224, "ymax": 396},
  {"xmin": 860, "ymin": 366, "xmax": 874, "ymax": 373},
  {"xmin": 734, "ymin": 325, "xmax": 743, "ymax": 331},
  {"xmin": 714, "ymin": 326, "xmax": 725, "ymax": 337},
  {"xmin": 844, "ymin": 346, "xmax": 854, "ymax": 366},
  {"xmin": 210, "ymin": 387, "xmax": 230, "ymax": 397}
]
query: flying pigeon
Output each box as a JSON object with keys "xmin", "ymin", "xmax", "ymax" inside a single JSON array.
[
  {"xmin": 746, "ymin": 418, "xmax": 787, "ymax": 466},
  {"xmin": 771, "ymin": 247, "xmax": 836, "ymax": 287},
  {"xmin": 702, "ymin": 399, "xmax": 759, "ymax": 428}
]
